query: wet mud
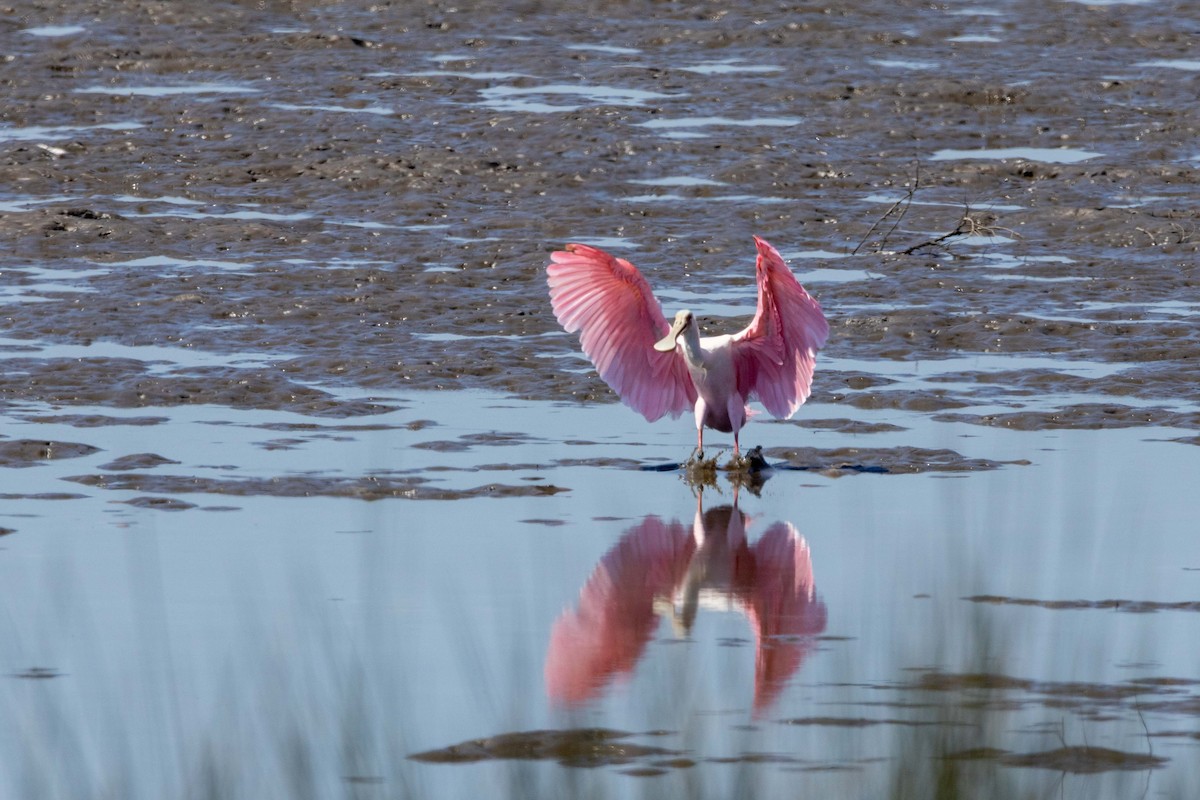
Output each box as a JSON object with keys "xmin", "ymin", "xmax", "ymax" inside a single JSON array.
[
  {"xmin": 412, "ymin": 673, "xmax": 1186, "ymax": 776},
  {"xmin": 64, "ymin": 471, "xmax": 569, "ymax": 501},
  {"xmin": 17, "ymin": 413, "xmax": 169, "ymax": 427},
  {"xmin": 780, "ymin": 716, "xmax": 943, "ymax": 729},
  {"xmin": 409, "ymin": 728, "xmax": 683, "ymax": 768},
  {"xmin": 947, "ymin": 746, "xmax": 1166, "ymax": 775},
  {"xmin": 96, "ymin": 452, "xmax": 180, "ymax": 470},
  {"xmin": 1, "ymin": 0, "xmax": 1197, "ymax": 452},
  {"xmin": 0, "ymin": 438, "xmax": 100, "ymax": 466},
  {"xmin": 964, "ymin": 594, "xmax": 1200, "ymax": 614},
  {"xmin": 120, "ymin": 494, "xmax": 197, "ymax": 511},
  {"xmin": 411, "ymin": 726, "xmax": 912, "ymax": 774},
  {"xmin": 907, "ymin": 669, "xmax": 1200, "ymax": 718},
  {"xmin": 765, "ymin": 445, "xmax": 1026, "ymax": 474}
]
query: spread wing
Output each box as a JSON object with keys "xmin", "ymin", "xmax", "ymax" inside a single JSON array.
[
  {"xmin": 547, "ymin": 244, "xmax": 697, "ymax": 421},
  {"xmin": 732, "ymin": 237, "xmax": 829, "ymax": 419}
]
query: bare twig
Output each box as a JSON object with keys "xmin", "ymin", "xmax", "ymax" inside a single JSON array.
[
  {"xmin": 1136, "ymin": 696, "xmax": 1153, "ymax": 800},
  {"xmin": 1135, "ymin": 695, "xmax": 1153, "ymax": 760},
  {"xmin": 854, "ymin": 160, "xmax": 1019, "ymax": 257},
  {"xmin": 877, "ymin": 163, "xmax": 921, "ymax": 252},
  {"xmin": 900, "ymin": 205, "xmax": 1018, "ymax": 256},
  {"xmin": 851, "ymin": 194, "xmax": 908, "ymax": 255},
  {"xmin": 852, "ymin": 161, "xmax": 920, "ymax": 255}
]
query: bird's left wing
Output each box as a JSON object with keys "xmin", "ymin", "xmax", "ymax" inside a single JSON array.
[
  {"xmin": 731, "ymin": 237, "xmax": 829, "ymax": 419},
  {"xmin": 547, "ymin": 244, "xmax": 697, "ymax": 421}
]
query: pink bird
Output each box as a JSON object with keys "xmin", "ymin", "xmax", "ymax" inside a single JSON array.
[{"xmin": 546, "ymin": 236, "xmax": 829, "ymax": 456}]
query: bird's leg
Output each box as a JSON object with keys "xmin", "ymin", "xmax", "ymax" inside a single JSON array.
[
  {"xmin": 726, "ymin": 430, "xmax": 752, "ymax": 472},
  {"xmin": 696, "ymin": 426, "xmax": 704, "ymax": 460}
]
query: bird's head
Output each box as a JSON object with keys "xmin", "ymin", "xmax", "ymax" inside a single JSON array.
[{"xmin": 654, "ymin": 309, "xmax": 695, "ymax": 352}]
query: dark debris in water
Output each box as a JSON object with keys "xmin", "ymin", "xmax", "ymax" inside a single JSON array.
[
  {"xmin": 409, "ymin": 728, "xmax": 683, "ymax": 768},
  {"xmin": 412, "ymin": 431, "xmax": 539, "ymax": 452},
  {"xmin": 0, "ymin": 439, "xmax": 101, "ymax": 468},
  {"xmin": 639, "ymin": 461, "xmax": 683, "ymax": 473},
  {"xmin": 253, "ymin": 438, "xmax": 306, "ymax": 451},
  {"xmin": 965, "ymin": 594, "xmax": 1200, "ymax": 614},
  {"xmin": 792, "ymin": 763, "xmax": 867, "ymax": 774},
  {"xmin": 11, "ymin": 667, "xmax": 63, "ymax": 680},
  {"xmin": 706, "ymin": 752, "xmax": 802, "ymax": 765},
  {"xmin": 65, "ymin": 472, "xmax": 567, "ymax": 501},
  {"xmin": 947, "ymin": 745, "xmax": 1166, "ymax": 774},
  {"xmin": 780, "ymin": 716, "xmax": 946, "ymax": 728},
  {"xmin": 252, "ymin": 421, "xmax": 412, "ymax": 433}
]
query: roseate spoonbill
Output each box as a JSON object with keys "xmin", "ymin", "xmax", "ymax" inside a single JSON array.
[{"xmin": 546, "ymin": 237, "xmax": 829, "ymax": 456}]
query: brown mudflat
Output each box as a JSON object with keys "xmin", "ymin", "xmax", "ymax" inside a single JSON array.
[{"xmin": 0, "ymin": 0, "xmax": 1196, "ymax": 436}]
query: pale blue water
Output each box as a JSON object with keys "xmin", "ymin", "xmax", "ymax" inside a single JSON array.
[{"xmin": 1, "ymin": 388, "xmax": 1197, "ymax": 797}]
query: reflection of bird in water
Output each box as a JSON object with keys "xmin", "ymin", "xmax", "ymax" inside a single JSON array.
[
  {"xmin": 545, "ymin": 493, "xmax": 826, "ymax": 717},
  {"xmin": 546, "ymin": 237, "xmax": 828, "ymax": 460}
]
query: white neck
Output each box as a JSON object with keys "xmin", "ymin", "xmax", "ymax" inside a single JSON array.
[{"xmin": 678, "ymin": 323, "xmax": 705, "ymax": 368}]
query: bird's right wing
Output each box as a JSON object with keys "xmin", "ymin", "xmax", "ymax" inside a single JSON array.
[{"xmin": 547, "ymin": 244, "xmax": 697, "ymax": 421}]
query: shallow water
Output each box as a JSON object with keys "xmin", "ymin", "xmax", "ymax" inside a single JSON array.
[
  {"xmin": 2, "ymin": 393, "xmax": 1198, "ymax": 798},
  {"xmin": 1, "ymin": 0, "xmax": 1199, "ymax": 797}
]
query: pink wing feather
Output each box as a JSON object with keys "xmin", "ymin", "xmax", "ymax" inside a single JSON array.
[
  {"xmin": 547, "ymin": 244, "xmax": 697, "ymax": 421},
  {"xmin": 733, "ymin": 237, "xmax": 830, "ymax": 419}
]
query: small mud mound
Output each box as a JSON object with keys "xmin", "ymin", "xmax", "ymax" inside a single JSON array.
[
  {"xmin": 948, "ymin": 746, "xmax": 1166, "ymax": 774},
  {"xmin": 0, "ymin": 439, "xmax": 101, "ymax": 467},
  {"xmin": 98, "ymin": 453, "xmax": 181, "ymax": 471},
  {"xmin": 764, "ymin": 446, "xmax": 1027, "ymax": 475},
  {"xmin": 121, "ymin": 495, "xmax": 198, "ymax": 511},
  {"xmin": 409, "ymin": 728, "xmax": 682, "ymax": 768},
  {"xmin": 64, "ymin": 472, "xmax": 568, "ymax": 501}
]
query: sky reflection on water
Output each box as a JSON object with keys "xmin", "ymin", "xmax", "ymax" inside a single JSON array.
[{"xmin": 1, "ymin": 391, "xmax": 1198, "ymax": 796}]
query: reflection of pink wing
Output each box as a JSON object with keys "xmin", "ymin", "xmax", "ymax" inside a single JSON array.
[
  {"xmin": 745, "ymin": 523, "xmax": 827, "ymax": 716},
  {"xmin": 545, "ymin": 517, "xmax": 695, "ymax": 706}
]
